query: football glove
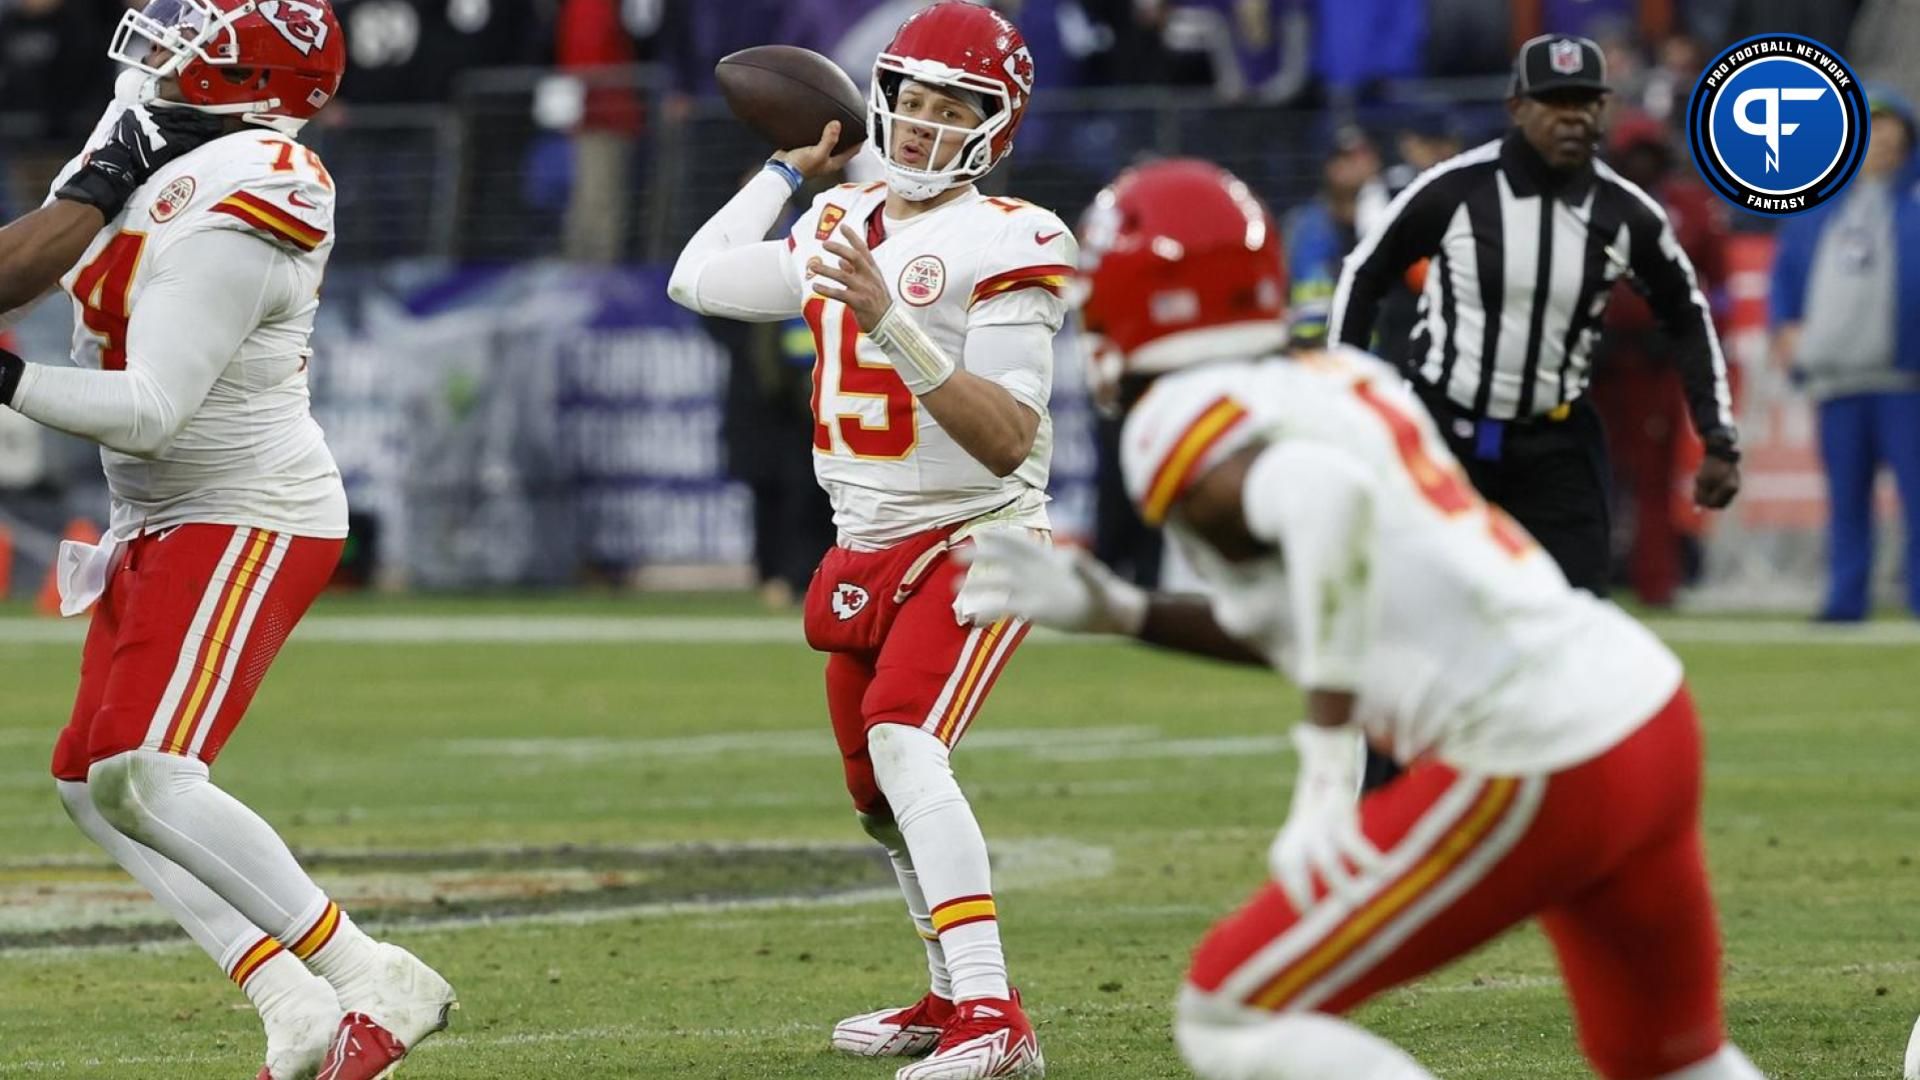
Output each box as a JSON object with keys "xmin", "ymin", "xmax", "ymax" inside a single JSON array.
[
  {"xmin": 57, "ymin": 104, "xmax": 226, "ymax": 220},
  {"xmin": 1268, "ymin": 723, "xmax": 1381, "ymax": 912},
  {"xmin": 953, "ymin": 530, "xmax": 1147, "ymax": 633}
]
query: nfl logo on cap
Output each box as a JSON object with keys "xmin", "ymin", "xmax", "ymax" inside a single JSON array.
[
  {"xmin": 1512, "ymin": 34, "xmax": 1609, "ymax": 97},
  {"xmin": 1550, "ymin": 40, "xmax": 1583, "ymax": 74}
]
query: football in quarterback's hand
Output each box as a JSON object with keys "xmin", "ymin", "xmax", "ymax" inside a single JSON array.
[{"xmin": 715, "ymin": 45, "xmax": 868, "ymax": 156}]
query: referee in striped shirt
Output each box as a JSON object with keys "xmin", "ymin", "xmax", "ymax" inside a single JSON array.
[{"xmin": 1330, "ymin": 35, "xmax": 1742, "ymax": 595}]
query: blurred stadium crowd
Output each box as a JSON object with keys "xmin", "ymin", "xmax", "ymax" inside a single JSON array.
[
  {"xmin": 2, "ymin": 0, "xmax": 1911, "ymax": 244},
  {"xmin": 0, "ymin": 0, "xmax": 1914, "ymax": 615}
]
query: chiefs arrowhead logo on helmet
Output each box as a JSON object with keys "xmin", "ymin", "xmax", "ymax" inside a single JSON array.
[
  {"xmin": 831, "ymin": 583, "xmax": 871, "ymax": 621},
  {"xmin": 1003, "ymin": 47, "xmax": 1035, "ymax": 95},
  {"xmin": 258, "ymin": 0, "xmax": 330, "ymax": 55}
]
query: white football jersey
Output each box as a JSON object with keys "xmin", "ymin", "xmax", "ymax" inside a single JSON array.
[
  {"xmin": 1121, "ymin": 348, "xmax": 1683, "ymax": 774},
  {"xmin": 50, "ymin": 121, "xmax": 346, "ymax": 539},
  {"xmin": 785, "ymin": 183, "xmax": 1075, "ymax": 547}
]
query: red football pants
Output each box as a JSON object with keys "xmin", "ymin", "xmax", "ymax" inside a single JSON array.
[
  {"xmin": 52, "ymin": 524, "xmax": 342, "ymax": 782},
  {"xmin": 1187, "ymin": 688, "xmax": 1724, "ymax": 1080},
  {"xmin": 804, "ymin": 528, "xmax": 1030, "ymax": 814}
]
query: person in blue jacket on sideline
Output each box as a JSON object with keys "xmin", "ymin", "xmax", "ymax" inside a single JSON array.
[{"xmin": 1771, "ymin": 87, "xmax": 1920, "ymax": 621}]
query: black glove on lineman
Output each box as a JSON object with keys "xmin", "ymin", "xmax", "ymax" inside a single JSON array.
[
  {"xmin": 56, "ymin": 104, "xmax": 227, "ymax": 220},
  {"xmin": 0, "ymin": 346, "xmax": 24, "ymax": 409}
]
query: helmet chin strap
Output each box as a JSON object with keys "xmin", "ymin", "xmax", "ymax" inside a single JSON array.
[
  {"xmin": 114, "ymin": 67, "xmax": 155, "ymax": 105},
  {"xmin": 883, "ymin": 165, "xmax": 960, "ymax": 203},
  {"xmin": 876, "ymin": 130, "xmax": 991, "ymax": 202}
]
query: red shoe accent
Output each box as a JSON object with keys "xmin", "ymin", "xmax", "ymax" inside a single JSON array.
[
  {"xmin": 831, "ymin": 991, "xmax": 958, "ymax": 1057},
  {"xmin": 895, "ymin": 987, "xmax": 1044, "ymax": 1078},
  {"xmin": 315, "ymin": 1012, "xmax": 407, "ymax": 1080},
  {"xmin": 930, "ymin": 993, "xmax": 1033, "ymax": 1056},
  {"xmin": 887, "ymin": 992, "xmax": 958, "ymax": 1031}
]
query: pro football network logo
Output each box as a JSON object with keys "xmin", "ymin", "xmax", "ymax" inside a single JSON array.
[{"xmin": 1686, "ymin": 34, "xmax": 1868, "ymax": 215}]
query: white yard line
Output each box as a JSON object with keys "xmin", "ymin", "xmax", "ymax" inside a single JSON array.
[{"xmin": 0, "ymin": 614, "xmax": 1915, "ymax": 647}]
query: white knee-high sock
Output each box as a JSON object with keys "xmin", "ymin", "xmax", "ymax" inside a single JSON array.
[
  {"xmin": 86, "ymin": 750, "xmax": 380, "ymax": 994},
  {"xmin": 1174, "ymin": 1001, "xmax": 1436, "ymax": 1080},
  {"xmin": 1656, "ymin": 1045, "xmax": 1767, "ymax": 1080},
  {"xmin": 868, "ymin": 724, "xmax": 1008, "ymax": 1002},
  {"xmin": 58, "ymin": 778, "xmax": 267, "ymax": 960},
  {"xmin": 859, "ymin": 810, "xmax": 953, "ymax": 1000},
  {"xmin": 59, "ymin": 779, "xmax": 334, "ymax": 1022},
  {"xmin": 1905, "ymin": 1014, "xmax": 1919, "ymax": 1080}
]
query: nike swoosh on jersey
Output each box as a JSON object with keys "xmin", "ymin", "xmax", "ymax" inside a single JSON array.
[
  {"xmin": 1034, "ymin": 230, "xmax": 1063, "ymax": 245},
  {"xmin": 286, "ymin": 191, "xmax": 318, "ymax": 210}
]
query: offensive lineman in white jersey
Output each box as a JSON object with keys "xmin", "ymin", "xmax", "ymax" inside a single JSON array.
[
  {"xmin": 669, "ymin": 4, "xmax": 1068, "ymax": 1076},
  {"xmin": 958, "ymin": 160, "xmax": 1768, "ymax": 1080},
  {"xmin": 0, "ymin": 4, "xmax": 453, "ymax": 1078}
]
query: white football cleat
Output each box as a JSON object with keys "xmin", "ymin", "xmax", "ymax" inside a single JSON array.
[
  {"xmin": 895, "ymin": 993, "xmax": 1043, "ymax": 1080},
  {"xmin": 256, "ymin": 976, "xmax": 342, "ymax": 1080},
  {"xmin": 833, "ymin": 992, "xmax": 956, "ymax": 1057},
  {"xmin": 1902, "ymin": 1012, "xmax": 1919, "ymax": 1080},
  {"xmin": 316, "ymin": 943, "xmax": 457, "ymax": 1080}
]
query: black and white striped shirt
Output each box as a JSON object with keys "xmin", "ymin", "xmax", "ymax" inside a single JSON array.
[{"xmin": 1330, "ymin": 132, "xmax": 1736, "ymax": 437}]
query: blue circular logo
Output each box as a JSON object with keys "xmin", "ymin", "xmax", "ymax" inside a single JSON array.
[{"xmin": 1687, "ymin": 35, "xmax": 1868, "ymax": 216}]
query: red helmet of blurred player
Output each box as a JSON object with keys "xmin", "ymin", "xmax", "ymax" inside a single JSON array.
[
  {"xmin": 1077, "ymin": 159, "xmax": 1288, "ymax": 400},
  {"xmin": 109, "ymin": 0, "xmax": 346, "ymax": 135},
  {"xmin": 870, "ymin": 0, "xmax": 1036, "ymax": 201}
]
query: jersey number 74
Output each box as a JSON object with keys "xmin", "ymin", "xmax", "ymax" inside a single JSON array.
[{"xmin": 73, "ymin": 231, "xmax": 148, "ymax": 372}]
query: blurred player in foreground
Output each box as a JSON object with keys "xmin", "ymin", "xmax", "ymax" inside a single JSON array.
[
  {"xmin": 0, "ymin": 3, "xmax": 454, "ymax": 1078},
  {"xmin": 669, "ymin": 3, "xmax": 1069, "ymax": 1077},
  {"xmin": 1906, "ymin": 1014, "xmax": 1919, "ymax": 1079},
  {"xmin": 956, "ymin": 159, "xmax": 1765, "ymax": 1080}
]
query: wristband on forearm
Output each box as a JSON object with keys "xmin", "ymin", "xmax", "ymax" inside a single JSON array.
[
  {"xmin": 0, "ymin": 350, "xmax": 25, "ymax": 408},
  {"xmin": 868, "ymin": 305, "xmax": 956, "ymax": 395},
  {"xmin": 763, "ymin": 157, "xmax": 804, "ymax": 195},
  {"xmin": 55, "ymin": 165, "xmax": 133, "ymax": 219}
]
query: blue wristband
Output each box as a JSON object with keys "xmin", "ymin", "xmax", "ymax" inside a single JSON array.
[{"xmin": 764, "ymin": 157, "xmax": 804, "ymax": 195}]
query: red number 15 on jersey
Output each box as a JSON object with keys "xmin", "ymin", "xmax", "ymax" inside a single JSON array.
[{"xmin": 803, "ymin": 296, "xmax": 918, "ymax": 460}]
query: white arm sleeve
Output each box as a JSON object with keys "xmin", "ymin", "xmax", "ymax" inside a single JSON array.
[
  {"xmin": 1241, "ymin": 441, "xmax": 1375, "ymax": 691},
  {"xmin": 962, "ymin": 321, "xmax": 1054, "ymax": 415},
  {"xmin": 666, "ymin": 169, "xmax": 804, "ymax": 322},
  {"xmin": 9, "ymin": 230, "xmax": 279, "ymax": 457}
]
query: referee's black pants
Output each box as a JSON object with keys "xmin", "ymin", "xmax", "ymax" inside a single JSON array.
[{"xmin": 1412, "ymin": 385, "xmax": 1612, "ymax": 595}]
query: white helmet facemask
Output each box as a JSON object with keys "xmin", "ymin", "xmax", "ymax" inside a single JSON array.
[{"xmin": 868, "ymin": 59, "xmax": 1013, "ymax": 202}]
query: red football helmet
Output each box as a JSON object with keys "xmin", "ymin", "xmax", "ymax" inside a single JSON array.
[
  {"xmin": 870, "ymin": 1, "xmax": 1036, "ymax": 201},
  {"xmin": 109, "ymin": 0, "xmax": 345, "ymax": 135},
  {"xmin": 1077, "ymin": 159, "xmax": 1288, "ymax": 395}
]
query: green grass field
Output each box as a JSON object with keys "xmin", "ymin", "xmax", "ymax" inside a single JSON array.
[{"xmin": 0, "ymin": 598, "xmax": 1915, "ymax": 1078}]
